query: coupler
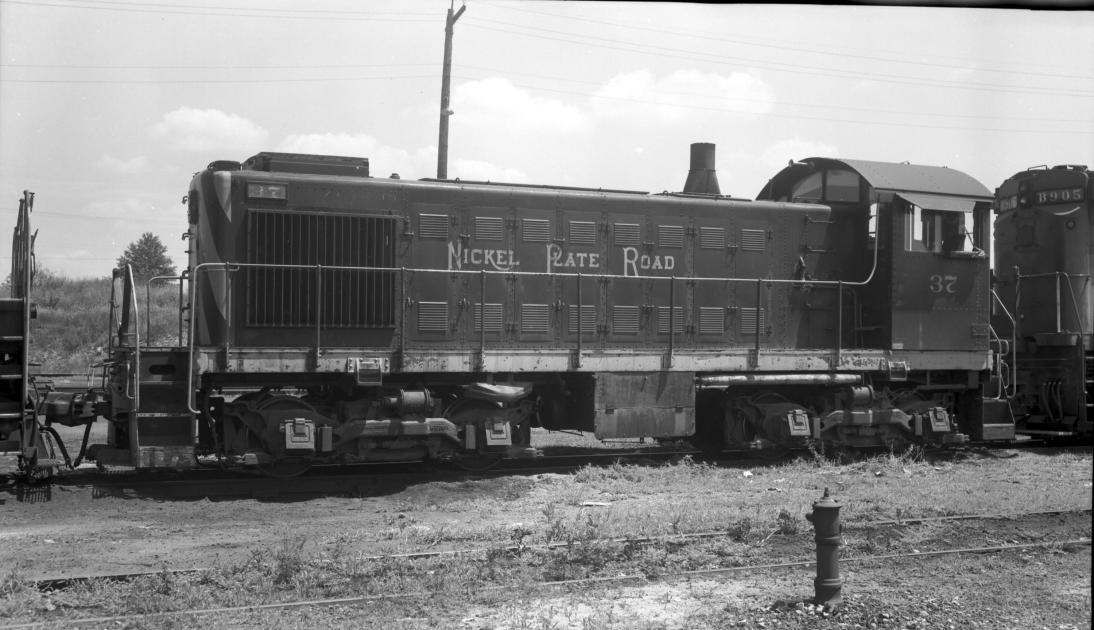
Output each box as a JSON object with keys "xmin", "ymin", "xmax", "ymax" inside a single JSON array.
[{"xmin": 805, "ymin": 487, "xmax": 843, "ymax": 606}]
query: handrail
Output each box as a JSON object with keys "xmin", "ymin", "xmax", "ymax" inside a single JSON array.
[
  {"xmin": 146, "ymin": 274, "xmax": 185, "ymax": 346},
  {"xmin": 990, "ymin": 289, "xmax": 1017, "ymax": 399},
  {"xmin": 180, "ymin": 198, "xmax": 895, "ymax": 413}
]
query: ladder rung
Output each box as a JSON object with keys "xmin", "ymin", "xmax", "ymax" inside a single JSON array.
[{"xmin": 0, "ymin": 412, "xmax": 25, "ymax": 419}]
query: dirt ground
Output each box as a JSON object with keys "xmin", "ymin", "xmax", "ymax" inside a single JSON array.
[{"xmin": 1, "ymin": 428, "xmax": 1090, "ymax": 629}]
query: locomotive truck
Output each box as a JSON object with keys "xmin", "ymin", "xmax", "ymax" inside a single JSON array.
[{"xmin": 9, "ymin": 144, "xmax": 1085, "ymax": 477}]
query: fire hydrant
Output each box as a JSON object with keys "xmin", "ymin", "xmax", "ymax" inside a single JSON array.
[{"xmin": 805, "ymin": 487, "xmax": 843, "ymax": 606}]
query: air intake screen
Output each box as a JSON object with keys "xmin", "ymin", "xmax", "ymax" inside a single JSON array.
[{"xmin": 246, "ymin": 211, "xmax": 397, "ymax": 328}]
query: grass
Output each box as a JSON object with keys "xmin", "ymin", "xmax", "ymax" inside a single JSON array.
[
  {"xmin": 1, "ymin": 448, "xmax": 1089, "ymax": 628},
  {"xmin": 16, "ymin": 272, "xmax": 183, "ymax": 373}
]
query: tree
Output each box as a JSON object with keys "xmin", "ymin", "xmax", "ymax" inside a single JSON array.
[{"xmin": 116, "ymin": 232, "xmax": 176, "ymax": 281}]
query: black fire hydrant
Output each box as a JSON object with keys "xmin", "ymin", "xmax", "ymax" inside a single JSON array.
[{"xmin": 805, "ymin": 487, "xmax": 843, "ymax": 606}]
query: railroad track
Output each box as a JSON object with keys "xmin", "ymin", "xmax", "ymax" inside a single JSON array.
[
  {"xmin": 26, "ymin": 508, "xmax": 1092, "ymax": 592},
  {"xmin": 3, "ymin": 441, "xmax": 1089, "ymax": 502},
  {"xmin": 9, "ymin": 508, "xmax": 1090, "ymax": 630}
]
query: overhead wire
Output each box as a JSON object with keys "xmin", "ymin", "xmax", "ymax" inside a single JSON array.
[
  {"xmin": 460, "ymin": 16, "xmax": 1094, "ymax": 99},
  {"xmin": 479, "ymin": 0, "xmax": 1094, "ymax": 82},
  {"xmin": 0, "ymin": 0, "xmax": 437, "ymax": 21}
]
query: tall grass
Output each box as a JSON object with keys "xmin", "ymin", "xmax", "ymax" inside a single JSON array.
[{"xmin": 11, "ymin": 271, "xmax": 185, "ymax": 373}]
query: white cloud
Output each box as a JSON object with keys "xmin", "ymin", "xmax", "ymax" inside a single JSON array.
[
  {"xmin": 761, "ymin": 137, "xmax": 839, "ymax": 172},
  {"xmin": 451, "ymin": 77, "xmax": 591, "ymax": 135},
  {"xmin": 592, "ymin": 69, "xmax": 774, "ymax": 124},
  {"xmin": 450, "ymin": 158, "xmax": 527, "ymax": 183},
  {"xmin": 275, "ymin": 132, "xmax": 435, "ymax": 179},
  {"xmin": 150, "ymin": 107, "xmax": 268, "ymax": 153},
  {"xmin": 99, "ymin": 154, "xmax": 150, "ymax": 174}
]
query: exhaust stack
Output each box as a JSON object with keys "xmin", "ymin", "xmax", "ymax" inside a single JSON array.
[{"xmin": 682, "ymin": 142, "xmax": 721, "ymax": 195}]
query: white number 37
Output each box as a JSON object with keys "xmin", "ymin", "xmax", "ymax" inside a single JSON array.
[{"xmin": 929, "ymin": 274, "xmax": 957, "ymax": 294}]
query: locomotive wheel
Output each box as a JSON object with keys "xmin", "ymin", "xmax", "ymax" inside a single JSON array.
[{"xmin": 251, "ymin": 395, "xmax": 316, "ymax": 478}]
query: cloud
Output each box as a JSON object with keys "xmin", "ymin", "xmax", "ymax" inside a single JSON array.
[
  {"xmin": 592, "ymin": 69, "xmax": 775, "ymax": 124},
  {"xmin": 451, "ymin": 77, "xmax": 591, "ymax": 135},
  {"xmin": 276, "ymin": 132, "xmax": 435, "ymax": 179},
  {"xmin": 450, "ymin": 158, "xmax": 526, "ymax": 183},
  {"xmin": 99, "ymin": 154, "xmax": 150, "ymax": 174},
  {"xmin": 150, "ymin": 107, "xmax": 268, "ymax": 153},
  {"xmin": 761, "ymin": 137, "xmax": 839, "ymax": 172}
]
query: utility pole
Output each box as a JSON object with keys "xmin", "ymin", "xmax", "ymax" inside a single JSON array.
[{"xmin": 437, "ymin": 0, "xmax": 466, "ymax": 179}]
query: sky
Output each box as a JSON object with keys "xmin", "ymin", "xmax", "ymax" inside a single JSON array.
[{"xmin": 1, "ymin": 0, "xmax": 1092, "ymax": 280}]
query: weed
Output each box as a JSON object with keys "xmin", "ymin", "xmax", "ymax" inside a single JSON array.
[
  {"xmin": 775, "ymin": 509, "xmax": 800, "ymax": 535},
  {"xmin": 272, "ymin": 537, "xmax": 308, "ymax": 585}
]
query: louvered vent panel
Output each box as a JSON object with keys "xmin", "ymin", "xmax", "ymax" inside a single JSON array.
[
  {"xmin": 474, "ymin": 303, "xmax": 503, "ymax": 333},
  {"xmin": 740, "ymin": 229, "xmax": 767, "ymax": 251},
  {"xmin": 522, "ymin": 218, "xmax": 551, "ymax": 242},
  {"xmin": 700, "ymin": 226, "xmax": 725, "ymax": 249},
  {"xmin": 612, "ymin": 306, "xmax": 640, "ymax": 334},
  {"xmin": 739, "ymin": 307, "xmax": 767, "ymax": 334},
  {"xmin": 659, "ymin": 225, "xmax": 685, "ymax": 249},
  {"xmin": 521, "ymin": 303, "xmax": 550, "ymax": 333},
  {"xmin": 246, "ymin": 211, "xmax": 396, "ymax": 328},
  {"xmin": 657, "ymin": 306, "xmax": 685, "ymax": 334},
  {"xmin": 417, "ymin": 301, "xmax": 449, "ymax": 333},
  {"xmin": 567, "ymin": 305, "xmax": 597, "ymax": 334},
  {"xmin": 475, "ymin": 216, "xmax": 504, "ymax": 241},
  {"xmin": 419, "ymin": 213, "xmax": 449, "ymax": 239},
  {"xmin": 614, "ymin": 222, "xmax": 641, "ymax": 246},
  {"xmin": 699, "ymin": 307, "xmax": 725, "ymax": 335},
  {"xmin": 569, "ymin": 220, "xmax": 597, "ymax": 245}
]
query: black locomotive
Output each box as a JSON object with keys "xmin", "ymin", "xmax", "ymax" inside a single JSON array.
[
  {"xmin": 992, "ymin": 164, "xmax": 1092, "ymax": 439},
  {"xmin": 7, "ymin": 145, "xmax": 1090, "ymax": 476}
]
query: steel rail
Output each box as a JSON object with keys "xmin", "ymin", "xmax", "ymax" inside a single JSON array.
[
  {"xmin": 26, "ymin": 508, "xmax": 1092, "ymax": 592},
  {"xmin": 7, "ymin": 537, "xmax": 1089, "ymax": 630}
]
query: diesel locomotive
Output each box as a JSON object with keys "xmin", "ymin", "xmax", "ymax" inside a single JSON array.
[
  {"xmin": 992, "ymin": 164, "xmax": 1092, "ymax": 439},
  {"xmin": 5, "ymin": 145, "xmax": 1089, "ymax": 477}
]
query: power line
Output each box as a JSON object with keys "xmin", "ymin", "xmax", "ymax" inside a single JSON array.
[
  {"xmin": 461, "ymin": 17, "xmax": 1094, "ymax": 99},
  {"xmin": 0, "ymin": 74, "xmax": 439, "ymax": 85},
  {"xmin": 480, "ymin": 1, "xmax": 1094, "ymax": 82},
  {"xmin": 0, "ymin": 0, "xmax": 437, "ymax": 21},
  {"xmin": 1, "ymin": 62, "xmax": 437, "ymax": 70}
]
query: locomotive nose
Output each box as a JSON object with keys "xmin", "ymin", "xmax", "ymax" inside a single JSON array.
[{"xmin": 683, "ymin": 142, "xmax": 721, "ymax": 195}]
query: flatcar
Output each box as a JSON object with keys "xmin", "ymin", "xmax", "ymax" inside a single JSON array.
[
  {"xmin": 14, "ymin": 145, "xmax": 1022, "ymax": 475},
  {"xmin": 992, "ymin": 164, "xmax": 1092, "ymax": 438}
]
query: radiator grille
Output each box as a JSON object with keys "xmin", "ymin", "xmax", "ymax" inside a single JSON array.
[
  {"xmin": 417, "ymin": 301, "xmax": 449, "ymax": 333},
  {"xmin": 740, "ymin": 228, "xmax": 767, "ymax": 251},
  {"xmin": 569, "ymin": 221, "xmax": 597, "ymax": 245},
  {"xmin": 474, "ymin": 303, "xmax": 504, "ymax": 333},
  {"xmin": 419, "ymin": 213, "xmax": 449, "ymax": 239},
  {"xmin": 659, "ymin": 225, "xmax": 684, "ymax": 249},
  {"xmin": 612, "ymin": 305, "xmax": 640, "ymax": 334},
  {"xmin": 699, "ymin": 226, "xmax": 725, "ymax": 249},
  {"xmin": 521, "ymin": 303, "xmax": 550, "ymax": 333},
  {"xmin": 739, "ymin": 307, "xmax": 766, "ymax": 335},
  {"xmin": 475, "ymin": 216, "xmax": 504, "ymax": 241},
  {"xmin": 246, "ymin": 211, "xmax": 396, "ymax": 328},
  {"xmin": 613, "ymin": 222, "xmax": 641, "ymax": 246},
  {"xmin": 522, "ymin": 218, "xmax": 551, "ymax": 242},
  {"xmin": 657, "ymin": 306, "xmax": 684, "ymax": 334},
  {"xmin": 568, "ymin": 304, "xmax": 597, "ymax": 334},
  {"xmin": 698, "ymin": 307, "xmax": 725, "ymax": 334}
]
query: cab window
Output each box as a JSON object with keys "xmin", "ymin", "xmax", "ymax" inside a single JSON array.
[
  {"xmin": 904, "ymin": 206, "xmax": 981, "ymax": 254},
  {"xmin": 789, "ymin": 169, "xmax": 861, "ymax": 203}
]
